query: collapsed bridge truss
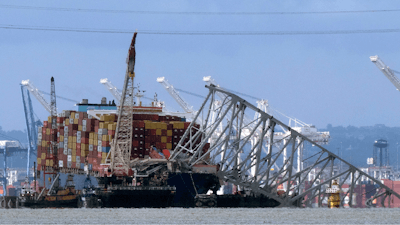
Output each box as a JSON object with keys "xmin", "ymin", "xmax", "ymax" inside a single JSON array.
[{"xmin": 170, "ymin": 85, "xmax": 400, "ymax": 207}]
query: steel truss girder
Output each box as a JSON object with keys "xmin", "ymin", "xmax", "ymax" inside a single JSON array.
[{"xmin": 171, "ymin": 85, "xmax": 400, "ymax": 207}]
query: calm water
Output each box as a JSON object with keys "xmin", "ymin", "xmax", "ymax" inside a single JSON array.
[{"xmin": 0, "ymin": 208, "xmax": 399, "ymax": 224}]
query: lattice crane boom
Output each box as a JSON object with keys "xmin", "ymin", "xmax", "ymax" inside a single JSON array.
[
  {"xmin": 370, "ymin": 55, "xmax": 400, "ymax": 91},
  {"xmin": 108, "ymin": 32, "xmax": 137, "ymax": 176},
  {"xmin": 100, "ymin": 78, "xmax": 122, "ymax": 103},
  {"xmin": 50, "ymin": 77, "xmax": 58, "ymax": 174},
  {"xmin": 157, "ymin": 77, "xmax": 194, "ymax": 113},
  {"xmin": 21, "ymin": 79, "xmax": 53, "ymax": 114}
]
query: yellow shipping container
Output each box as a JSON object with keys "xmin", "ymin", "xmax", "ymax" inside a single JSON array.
[
  {"xmin": 167, "ymin": 130, "xmax": 173, "ymax": 136},
  {"xmin": 37, "ymin": 158, "xmax": 41, "ymax": 165},
  {"xmin": 41, "ymin": 140, "xmax": 46, "ymax": 147},
  {"xmin": 94, "ymin": 135, "xmax": 97, "ymax": 143},
  {"xmin": 102, "ymin": 135, "xmax": 109, "ymax": 141},
  {"xmin": 73, "ymin": 136, "xmax": 77, "ymax": 143},
  {"xmin": 89, "ymin": 132, "xmax": 94, "ymax": 139},
  {"xmin": 72, "ymin": 144, "xmax": 76, "ymax": 150},
  {"xmin": 71, "ymin": 112, "xmax": 75, "ymax": 119},
  {"xmin": 60, "ymin": 135, "xmax": 64, "ymax": 141},
  {"xmin": 81, "ymin": 144, "xmax": 87, "ymax": 151},
  {"xmin": 65, "ymin": 119, "xmax": 70, "ymax": 125},
  {"xmin": 89, "ymin": 139, "xmax": 93, "ymax": 145},
  {"xmin": 81, "ymin": 151, "xmax": 86, "ymax": 157},
  {"xmin": 78, "ymin": 125, "xmax": 82, "ymax": 131},
  {"xmin": 72, "ymin": 149, "xmax": 76, "ymax": 156},
  {"xmin": 72, "ymin": 155, "xmax": 76, "ymax": 162},
  {"xmin": 68, "ymin": 142, "xmax": 72, "ymax": 149},
  {"xmin": 46, "ymin": 159, "xmax": 49, "ymax": 166},
  {"xmin": 156, "ymin": 129, "xmax": 162, "ymax": 136},
  {"xmin": 145, "ymin": 121, "xmax": 156, "ymax": 129},
  {"xmin": 101, "ymin": 158, "xmax": 105, "ymax": 164},
  {"xmin": 108, "ymin": 123, "xmax": 115, "ymax": 130},
  {"xmin": 161, "ymin": 136, "xmax": 167, "ymax": 143},
  {"xmin": 68, "ymin": 136, "xmax": 73, "ymax": 143},
  {"xmin": 166, "ymin": 143, "xmax": 172, "ymax": 150},
  {"xmin": 50, "ymin": 160, "xmax": 53, "ymax": 167},
  {"xmin": 102, "ymin": 152, "xmax": 107, "ymax": 159},
  {"xmin": 74, "ymin": 118, "xmax": 79, "ymax": 124},
  {"xmin": 41, "ymin": 153, "xmax": 46, "ymax": 159},
  {"xmin": 172, "ymin": 122, "xmax": 184, "ymax": 129},
  {"xmin": 46, "ymin": 128, "xmax": 50, "ymax": 135},
  {"xmin": 99, "ymin": 122, "xmax": 104, "ymax": 129}
]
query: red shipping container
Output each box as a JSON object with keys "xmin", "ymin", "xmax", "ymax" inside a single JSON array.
[
  {"xmin": 72, "ymin": 162, "xmax": 76, "ymax": 168},
  {"xmin": 132, "ymin": 140, "xmax": 139, "ymax": 147},
  {"xmin": 81, "ymin": 138, "xmax": 89, "ymax": 144},
  {"xmin": 82, "ymin": 132, "xmax": 89, "ymax": 138},
  {"xmin": 95, "ymin": 126, "xmax": 99, "ymax": 133},
  {"xmin": 97, "ymin": 152, "xmax": 102, "ymax": 158},
  {"xmin": 76, "ymin": 149, "xmax": 81, "ymax": 156},
  {"xmin": 167, "ymin": 136, "xmax": 172, "ymax": 143},
  {"xmin": 161, "ymin": 130, "xmax": 167, "ymax": 136},
  {"xmin": 102, "ymin": 141, "xmax": 109, "ymax": 147},
  {"xmin": 43, "ymin": 121, "xmax": 48, "ymax": 127}
]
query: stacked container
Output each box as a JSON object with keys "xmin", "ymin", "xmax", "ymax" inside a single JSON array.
[{"xmin": 37, "ymin": 110, "xmax": 205, "ymax": 174}]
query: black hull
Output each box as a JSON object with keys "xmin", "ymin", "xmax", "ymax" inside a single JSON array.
[
  {"xmin": 20, "ymin": 198, "xmax": 79, "ymax": 208},
  {"xmin": 98, "ymin": 188, "xmax": 175, "ymax": 208}
]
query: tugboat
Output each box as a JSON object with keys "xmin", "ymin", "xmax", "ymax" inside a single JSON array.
[{"xmin": 20, "ymin": 174, "xmax": 80, "ymax": 208}]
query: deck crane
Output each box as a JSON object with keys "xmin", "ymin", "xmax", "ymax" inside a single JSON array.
[
  {"xmin": 100, "ymin": 78, "xmax": 165, "ymax": 109},
  {"xmin": 21, "ymin": 80, "xmax": 54, "ymax": 114},
  {"xmin": 100, "ymin": 78, "xmax": 122, "ymax": 104},
  {"xmin": 106, "ymin": 32, "xmax": 137, "ymax": 176},
  {"xmin": 370, "ymin": 55, "xmax": 400, "ymax": 91},
  {"xmin": 156, "ymin": 77, "xmax": 194, "ymax": 114}
]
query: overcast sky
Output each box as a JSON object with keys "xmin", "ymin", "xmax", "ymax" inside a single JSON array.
[{"xmin": 2, "ymin": 0, "xmax": 400, "ymax": 132}]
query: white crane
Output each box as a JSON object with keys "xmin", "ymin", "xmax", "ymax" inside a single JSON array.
[
  {"xmin": 156, "ymin": 77, "xmax": 194, "ymax": 114},
  {"xmin": 21, "ymin": 80, "xmax": 53, "ymax": 114},
  {"xmin": 100, "ymin": 78, "xmax": 122, "ymax": 103},
  {"xmin": 370, "ymin": 55, "xmax": 400, "ymax": 91}
]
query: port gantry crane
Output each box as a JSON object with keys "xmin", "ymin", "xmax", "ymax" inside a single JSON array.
[
  {"xmin": 370, "ymin": 55, "xmax": 400, "ymax": 91},
  {"xmin": 20, "ymin": 86, "xmax": 41, "ymax": 179},
  {"xmin": 171, "ymin": 84, "xmax": 400, "ymax": 207},
  {"xmin": 105, "ymin": 32, "xmax": 137, "ymax": 177}
]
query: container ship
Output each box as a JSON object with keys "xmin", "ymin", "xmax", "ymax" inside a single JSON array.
[
  {"xmin": 34, "ymin": 101, "xmax": 221, "ymax": 207},
  {"xmin": 24, "ymin": 32, "xmax": 278, "ymax": 208}
]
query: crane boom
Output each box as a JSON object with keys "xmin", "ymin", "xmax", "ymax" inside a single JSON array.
[
  {"xmin": 109, "ymin": 32, "xmax": 137, "ymax": 176},
  {"xmin": 21, "ymin": 80, "xmax": 53, "ymax": 113},
  {"xmin": 370, "ymin": 55, "xmax": 400, "ymax": 91},
  {"xmin": 157, "ymin": 77, "xmax": 194, "ymax": 113},
  {"xmin": 100, "ymin": 78, "xmax": 122, "ymax": 103}
]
